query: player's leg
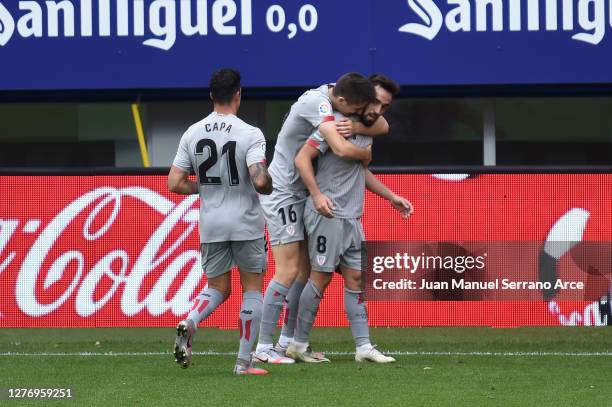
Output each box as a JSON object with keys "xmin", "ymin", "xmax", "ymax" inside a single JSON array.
[
  {"xmin": 174, "ymin": 243, "xmax": 232, "ymax": 369},
  {"xmin": 287, "ymin": 208, "xmax": 340, "ymax": 362},
  {"xmin": 253, "ymin": 242, "xmax": 301, "ymax": 363},
  {"xmin": 340, "ymin": 266, "xmax": 394, "ymax": 363},
  {"xmin": 340, "ymin": 220, "xmax": 395, "ymax": 363},
  {"xmin": 255, "ymin": 193, "xmax": 306, "ymax": 362},
  {"xmin": 232, "ymin": 239, "xmax": 269, "ymax": 375},
  {"xmin": 287, "ymin": 269, "xmax": 333, "ymax": 362},
  {"xmin": 277, "ymin": 241, "xmax": 310, "ymax": 350}
]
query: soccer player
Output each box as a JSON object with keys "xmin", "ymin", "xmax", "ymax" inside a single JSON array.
[
  {"xmin": 276, "ymin": 75, "xmax": 401, "ymax": 352},
  {"xmin": 168, "ymin": 69, "xmax": 273, "ymax": 375},
  {"xmin": 288, "ymin": 81, "xmax": 413, "ymax": 363},
  {"xmin": 253, "ymin": 73, "xmax": 389, "ymax": 364}
]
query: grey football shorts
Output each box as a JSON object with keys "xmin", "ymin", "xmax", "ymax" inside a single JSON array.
[
  {"xmin": 260, "ymin": 187, "xmax": 308, "ymax": 246},
  {"xmin": 303, "ymin": 207, "xmax": 366, "ymax": 273},
  {"xmin": 200, "ymin": 238, "xmax": 268, "ymax": 279}
]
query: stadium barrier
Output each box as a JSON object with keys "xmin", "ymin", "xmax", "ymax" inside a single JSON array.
[{"xmin": 0, "ymin": 168, "xmax": 610, "ymax": 328}]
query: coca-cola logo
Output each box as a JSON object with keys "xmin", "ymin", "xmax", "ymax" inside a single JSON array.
[{"xmin": 2, "ymin": 187, "xmax": 203, "ymax": 318}]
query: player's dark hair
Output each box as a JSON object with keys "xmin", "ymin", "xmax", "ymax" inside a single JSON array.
[
  {"xmin": 209, "ymin": 68, "xmax": 241, "ymax": 104},
  {"xmin": 369, "ymin": 74, "xmax": 400, "ymax": 96},
  {"xmin": 333, "ymin": 72, "xmax": 376, "ymax": 105}
]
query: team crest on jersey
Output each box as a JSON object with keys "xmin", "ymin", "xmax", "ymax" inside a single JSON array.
[
  {"xmin": 316, "ymin": 255, "xmax": 326, "ymax": 266},
  {"xmin": 286, "ymin": 225, "xmax": 296, "ymax": 236},
  {"xmin": 318, "ymin": 102, "xmax": 332, "ymax": 116}
]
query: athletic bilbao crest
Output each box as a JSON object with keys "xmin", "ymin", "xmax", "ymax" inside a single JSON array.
[
  {"xmin": 316, "ymin": 255, "xmax": 326, "ymax": 266},
  {"xmin": 286, "ymin": 225, "xmax": 295, "ymax": 236}
]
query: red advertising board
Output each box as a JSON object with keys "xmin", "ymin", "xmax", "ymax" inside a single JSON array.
[{"xmin": 0, "ymin": 174, "xmax": 609, "ymax": 328}]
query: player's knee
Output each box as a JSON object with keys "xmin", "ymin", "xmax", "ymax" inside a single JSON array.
[
  {"xmin": 310, "ymin": 271, "xmax": 332, "ymax": 293},
  {"xmin": 296, "ymin": 265, "xmax": 310, "ymax": 284},
  {"xmin": 208, "ymin": 282, "xmax": 231, "ymax": 299},
  {"xmin": 344, "ymin": 278, "xmax": 362, "ymax": 292},
  {"xmin": 272, "ymin": 259, "xmax": 301, "ymax": 286},
  {"xmin": 219, "ymin": 287, "xmax": 232, "ymax": 299},
  {"xmin": 273, "ymin": 268, "xmax": 299, "ymax": 287},
  {"xmin": 240, "ymin": 271, "xmax": 264, "ymax": 293},
  {"xmin": 343, "ymin": 271, "xmax": 363, "ymax": 291}
]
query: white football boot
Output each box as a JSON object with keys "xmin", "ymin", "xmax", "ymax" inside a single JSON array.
[
  {"xmin": 286, "ymin": 343, "xmax": 330, "ymax": 363},
  {"xmin": 173, "ymin": 319, "xmax": 196, "ymax": 369},
  {"xmin": 253, "ymin": 346, "xmax": 295, "ymax": 364},
  {"xmin": 355, "ymin": 346, "xmax": 396, "ymax": 363}
]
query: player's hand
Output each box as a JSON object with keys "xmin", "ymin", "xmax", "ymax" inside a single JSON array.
[
  {"xmin": 313, "ymin": 193, "xmax": 334, "ymax": 218},
  {"xmin": 362, "ymin": 145, "xmax": 372, "ymax": 168},
  {"xmin": 390, "ymin": 195, "xmax": 413, "ymax": 219},
  {"xmin": 335, "ymin": 118, "xmax": 355, "ymax": 138}
]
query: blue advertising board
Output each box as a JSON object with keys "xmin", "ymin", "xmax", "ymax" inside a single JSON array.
[{"xmin": 0, "ymin": 0, "xmax": 611, "ymax": 90}]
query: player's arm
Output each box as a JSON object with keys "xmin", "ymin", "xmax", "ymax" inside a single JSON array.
[
  {"xmin": 318, "ymin": 121, "xmax": 371, "ymax": 166},
  {"xmin": 336, "ymin": 116, "xmax": 389, "ymax": 138},
  {"xmin": 365, "ymin": 169, "xmax": 413, "ymax": 219},
  {"xmin": 248, "ymin": 162, "xmax": 273, "ymax": 195},
  {"xmin": 294, "ymin": 143, "xmax": 334, "ymax": 218},
  {"xmin": 246, "ymin": 129, "xmax": 273, "ymax": 195},
  {"xmin": 168, "ymin": 165, "xmax": 198, "ymax": 195},
  {"xmin": 169, "ymin": 131, "xmax": 198, "ymax": 195}
]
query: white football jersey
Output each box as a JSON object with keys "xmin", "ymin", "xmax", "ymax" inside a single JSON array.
[{"xmin": 173, "ymin": 112, "xmax": 267, "ymax": 243}]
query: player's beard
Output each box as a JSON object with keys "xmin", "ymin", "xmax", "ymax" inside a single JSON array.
[{"xmin": 361, "ymin": 113, "xmax": 379, "ymax": 127}]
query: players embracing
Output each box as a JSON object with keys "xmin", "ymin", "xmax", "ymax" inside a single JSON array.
[
  {"xmin": 254, "ymin": 73, "xmax": 412, "ymax": 364},
  {"xmin": 288, "ymin": 75, "xmax": 413, "ymax": 363}
]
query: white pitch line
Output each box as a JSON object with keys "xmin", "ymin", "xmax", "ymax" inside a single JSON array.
[{"xmin": 1, "ymin": 351, "xmax": 611, "ymax": 357}]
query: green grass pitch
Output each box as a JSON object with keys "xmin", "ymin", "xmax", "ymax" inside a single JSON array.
[{"xmin": 1, "ymin": 327, "xmax": 611, "ymax": 406}]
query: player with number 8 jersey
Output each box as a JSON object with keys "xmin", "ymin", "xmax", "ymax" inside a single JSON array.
[{"xmin": 253, "ymin": 73, "xmax": 381, "ymax": 364}]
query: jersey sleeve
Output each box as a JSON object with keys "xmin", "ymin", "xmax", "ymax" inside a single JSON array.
[
  {"xmin": 305, "ymin": 131, "xmax": 329, "ymax": 154},
  {"xmin": 305, "ymin": 110, "xmax": 349, "ymax": 153},
  {"xmin": 299, "ymin": 94, "xmax": 335, "ymax": 129},
  {"xmin": 172, "ymin": 133, "xmax": 192, "ymax": 172},
  {"xmin": 246, "ymin": 129, "xmax": 267, "ymax": 167}
]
